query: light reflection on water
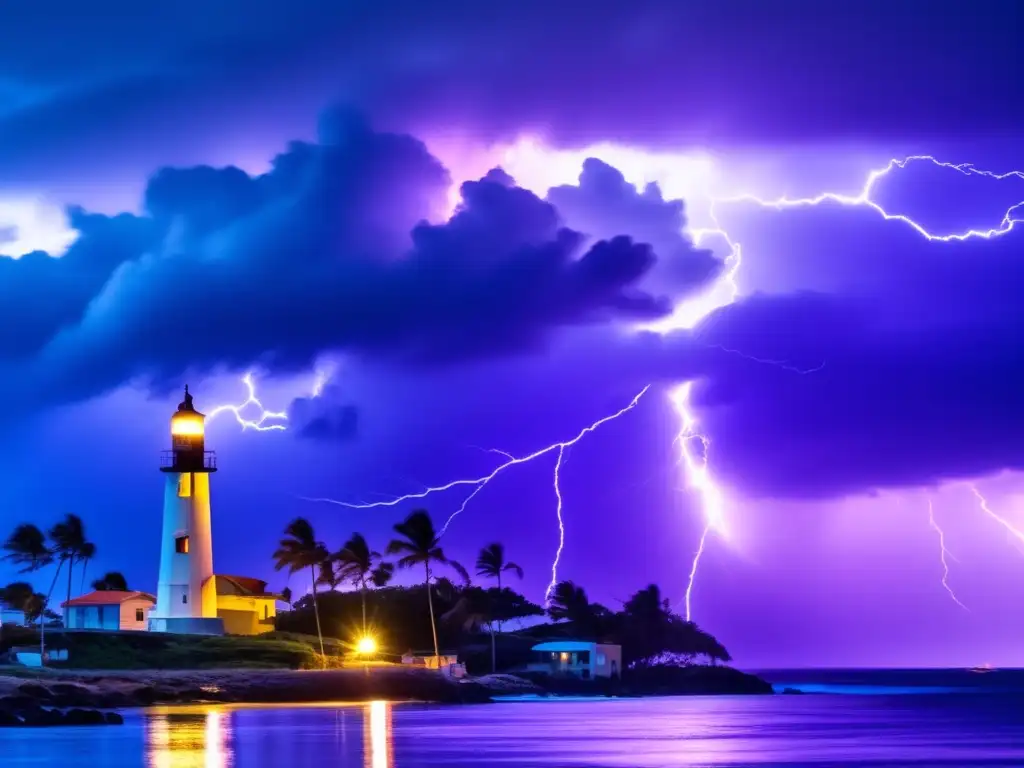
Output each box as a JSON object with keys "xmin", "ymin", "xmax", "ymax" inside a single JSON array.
[{"xmin": 3, "ymin": 694, "xmax": 1024, "ymax": 766}]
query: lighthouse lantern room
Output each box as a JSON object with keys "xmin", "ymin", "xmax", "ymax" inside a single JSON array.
[{"xmin": 149, "ymin": 386, "xmax": 225, "ymax": 635}]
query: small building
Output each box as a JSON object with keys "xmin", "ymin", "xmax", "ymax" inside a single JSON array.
[
  {"xmin": 529, "ymin": 641, "xmax": 622, "ymax": 680},
  {"xmin": 62, "ymin": 591, "xmax": 156, "ymax": 631},
  {"xmin": 214, "ymin": 575, "xmax": 280, "ymax": 635}
]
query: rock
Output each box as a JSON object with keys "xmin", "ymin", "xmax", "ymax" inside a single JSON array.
[
  {"xmin": 64, "ymin": 708, "xmax": 107, "ymax": 726},
  {"xmin": 0, "ymin": 709, "xmax": 22, "ymax": 726},
  {"xmin": 16, "ymin": 683, "xmax": 53, "ymax": 701},
  {"xmin": 104, "ymin": 712, "xmax": 124, "ymax": 725},
  {"xmin": 781, "ymin": 687, "xmax": 805, "ymax": 695},
  {"xmin": 19, "ymin": 707, "xmax": 64, "ymax": 726}
]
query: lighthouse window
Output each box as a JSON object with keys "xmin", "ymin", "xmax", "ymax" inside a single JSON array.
[
  {"xmin": 175, "ymin": 535, "xmax": 190, "ymax": 554},
  {"xmin": 182, "ymin": 594, "xmax": 188, "ymax": 604},
  {"xmin": 177, "ymin": 473, "xmax": 192, "ymax": 498}
]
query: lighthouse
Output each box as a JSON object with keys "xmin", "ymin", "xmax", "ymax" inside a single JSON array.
[{"xmin": 149, "ymin": 386, "xmax": 224, "ymax": 635}]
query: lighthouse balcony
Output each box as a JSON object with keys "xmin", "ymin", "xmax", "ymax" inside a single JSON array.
[{"xmin": 160, "ymin": 450, "xmax": 218, "ymax": 472}]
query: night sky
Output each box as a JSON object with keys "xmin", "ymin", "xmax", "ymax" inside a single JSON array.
[{"xmin": 2, "ymin": 0, "xmax": 1024, "ymax": 668}]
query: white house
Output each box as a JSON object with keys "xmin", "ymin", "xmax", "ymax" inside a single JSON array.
[
  {"xmin": 529, "ymin": 641, "xmax": 622, "ymax": 680},
  {"xmin": 62, "ymin": 591, "xmax": 156, "ymax": 631}
]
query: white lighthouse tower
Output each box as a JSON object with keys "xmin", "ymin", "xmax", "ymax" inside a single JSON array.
[{"xmin": 149, "ymin": 386, "xmax": 224, "ymax": 635}]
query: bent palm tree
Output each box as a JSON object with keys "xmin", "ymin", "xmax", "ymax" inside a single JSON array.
[
  {"xmin": 273, "ymin": 518, "xmax": 329, "ymax": 657},
  {"xmin": 2, "ymin": 524, "xmax": 53, "ymax": 573},
  {"xmin": 4, "ymin": 523, "xmax": 60, "ymax": 659},
  {"xmin": 49, "ymin": 514, "xmax": 95, "ymax": 609},
  {"xmin": 475, "ymin": 542, "xmax": 523, "ymax": 631},
  {"xmin": 333, "ymin": 533, "xmax": 389, "ymax": 636},
  {"xmin": 386, "ymin": 509, "xmax": 456, "ymax": 659}
]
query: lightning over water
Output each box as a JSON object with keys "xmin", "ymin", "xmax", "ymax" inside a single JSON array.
[{"xmin": 927, "ymin": 498, "xmax": 968, "ymax": 612}]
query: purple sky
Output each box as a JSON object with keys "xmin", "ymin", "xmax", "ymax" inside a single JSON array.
[{"xmin": 2, "ymin": 0, "xmax": 1024, "ymax": 668}]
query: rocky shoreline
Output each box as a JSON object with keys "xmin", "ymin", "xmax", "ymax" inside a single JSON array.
[{"xmin": 0, "ymin": 664, "xmax": 773, "ymax": 726}]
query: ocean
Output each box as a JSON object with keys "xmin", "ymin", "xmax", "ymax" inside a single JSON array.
[{"xmin": 2, "ymin": 669, "xmax": 1023, "ymax": 767}]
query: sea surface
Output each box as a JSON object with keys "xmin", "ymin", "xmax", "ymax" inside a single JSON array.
[{"xmin": 3, "ymin": 669, "xmax": 1024, "ymax": 767}]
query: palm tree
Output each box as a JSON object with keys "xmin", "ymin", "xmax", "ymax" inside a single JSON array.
[
  {"xmin": 91, "ymin": 572, "xmax": 129, "ymax": 591},
  {"xmin": 3, "ymin": 523, "xmax": 60, "ymax": 660},
  {"xmin": 49, "ymin": 514, "xmax": 95, "ymax": 609},
  {"xmin": 78, "ymin": 541, "xmax": 97, "ymax": 594},
  {"xmin": 475, "ymin": 543, "xmax": 524, "ymax": 591},
  {"xmin": 280, "ymin": 586, "xmax": 293, "ymax": 606},
  {"xmin": 475, "ymin": 542, "xmax": 523, "ymax": 631},
  {"xmin": 547, "ymin": 580, "xmax": 593, "ymax": 624},
  {"xmin": 273, "ymin": 518, "xmax": 329, "ymax": 657},
  {"xmin": 333, "ymin": 533, "xmax": 390, "ymax": 635},
  {"xmin": 387, "ymin": 509, "xmax": 457, "ymax": 660},
  {"xmin": 370, "ymin": 562, "xmax": 394, "ymax": 588},
  {"xmin": 2, "ymin": 524, "xmax": 53, "ymax": 573}
]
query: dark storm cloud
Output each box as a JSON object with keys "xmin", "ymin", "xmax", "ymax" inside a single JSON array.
[
  {"xmin": 289, "ymin": 385, "xmax": 359, "ymax": 442},
  {"xmin": 0, "ymin": 0, "xmax": 1020, "ymax": 185},
  {"xmin": 10, "ymin": 111, "xmax": 716, "ymax": 408},
  {"xmin": 643, "ymin": 160, "xmax": 1024, "ymax": 499}
]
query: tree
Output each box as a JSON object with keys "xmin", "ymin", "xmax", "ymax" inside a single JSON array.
[
  {"xmin": 333, "ymin": 533, "xmax": 391, "ymax": 636},
  {"xmin": 48, "ymin": 514, "xmax": 96, "ymax": 610},
  {"xmin": 2, "ymin": 524, "xmax": 52, "ymax": 573},
  {"xmin": 273, "ymin": 518, "xmax": 328, "ymax": 657},
  {"xmin": 0, "ymin": 582, "xmax": 46, "ymax": 622},
  {"xmin": 280, "ymin": 586, "xmax": 293, "ymax": 606},
  {"xmin": 547, "ymin": 581, "xmax": 593, "ymax": 624},
  {"xmin": 370, "ymin": 562, "xmax": 394, "ymax": 588},
  {"xmin": 442, "ymin": 586, "xmax": 544, "ymax": 673},
  {"xmin": 475, "ymin": 542, "xmax": 523, "ymax": 630},
  {"xmin": 475, "ymin": 543, "xmax": 524, "ymax": 591},
  {"xmin": 387, "ymin": 509, "xmax": 457, "ymax": 659},
  {"xmin": 3, "ymin": 523, "xmax": 62, "ymax": 655},
  {"xmin": 91, "ymin": 572, "xmax": 129, "ymax": 592}
]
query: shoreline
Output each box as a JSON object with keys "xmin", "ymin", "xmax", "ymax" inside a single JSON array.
[{"xmin": 0, "ymin": 664, "xmax": 772, "ymax": 717}]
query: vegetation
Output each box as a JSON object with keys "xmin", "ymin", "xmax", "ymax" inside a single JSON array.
[
  {"xmin": 272, "ymin": 518, "xmax": 329, "ymax": 657},
  {"xmin": 385, "ymin": 510, "xmax": 468, "ymax": 659},
  {"xmin": 274, "ymin": 509, "xmax": 732, "ymax": 675},
  {"xmin": 2, "ymin": 516, "xmax": 99, "ymax": 631},
  {"xmin": 91, "ymin": 572, "xmax": 129, "ymax": 592}
]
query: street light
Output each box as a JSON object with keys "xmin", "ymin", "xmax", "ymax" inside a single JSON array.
[{"xmin": 356, "ymin": 635, "xmax": 378, "ymax": 655}]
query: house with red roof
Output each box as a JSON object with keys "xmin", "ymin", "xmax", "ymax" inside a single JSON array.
[{"xmin": 62, "ymin": 591, "xmax": 156, "ymax": 631}]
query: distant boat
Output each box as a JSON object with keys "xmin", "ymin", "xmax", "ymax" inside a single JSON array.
[{"xmin": 969, "ymin": 663, "xmax": 996, "ymax": 673}]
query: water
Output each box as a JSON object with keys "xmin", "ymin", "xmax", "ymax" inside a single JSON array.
[{"xmin": 3, "ymin": 671, "xmax": 1024, "ymax": 767}]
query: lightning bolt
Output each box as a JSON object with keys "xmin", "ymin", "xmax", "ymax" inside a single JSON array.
[
  {"xmin": 662, "ymin": 153, "xmax": 1024, "ymax": 622},
  {"xmin": 303, "ymin": 386, "xmax": 650, "ymax": 595},
  {"xmin": 548, "ymin": 446, "xmax": 567, "ymax": 601},
  {"xmin": 971, "ymin": 485, "xmax": 1024, "ymax": 547},
  {"xmin": 712, "ymin": 155, "xmax": 1024, "ymax": 242},
  {"xmin": 207, "ymin": 373, "xmax": 288, "ymax": 431},
  {"xmin": 669, "ymin": 382, "xmax": 726, "ymax": 622},
  {"xmin": 927, "ymin": 498, "xmax": 968, "ymax": 612}
]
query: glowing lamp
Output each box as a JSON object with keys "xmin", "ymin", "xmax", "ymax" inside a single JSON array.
[
  {"xmin": 356, "ymin": 636, "xmax": 378, "ymax": 655},
  {"xmin": 171, "ymin": 414, "xmax": 205, "ymax": 437}
]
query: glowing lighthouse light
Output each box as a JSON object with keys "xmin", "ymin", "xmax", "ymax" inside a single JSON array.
[{"xmin": 149, "ymin": 386, "xmax": 225, "ymax": 635}]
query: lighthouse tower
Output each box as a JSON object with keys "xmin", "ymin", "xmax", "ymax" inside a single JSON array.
[{"xmin": 149, "ymin": 386, "xmax": 224, "ymax": 635}]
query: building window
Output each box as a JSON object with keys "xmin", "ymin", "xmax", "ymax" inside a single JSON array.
[
  {"xmin": 182, "ymin": 593, "xmax": 188, "ymax": 604},
  {"xmin": 175, "ymin": 535, "xmax": 190, "ymax": 554},
  {"xmin": 177, "ymin": 473, "xmax": 192, "ymax": 498},
  {"xmin": 136, "ymin": 608, "xmax": 144, "ymax": 622}
]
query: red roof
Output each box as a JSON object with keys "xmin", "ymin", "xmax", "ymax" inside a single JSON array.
[{"xmin": 62, "ymin": 590, "xmax": 156, "ymax": 607}]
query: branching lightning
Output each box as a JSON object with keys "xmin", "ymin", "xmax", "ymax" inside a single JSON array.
[
  {"xmin": 288, "ymin": 152, "xmax": 1022, "ymax": 615},
  {"xmin": 207, "ymin": 373, "xmax": 288, "ymax": 431},
  {"xmin": 662, "ymin": 153, "xmax": 1024, "ymax": 621},
  {"xmin": 971, "ymin": 485, "xmax": 1024, "ymax": 548},
  {"xmin": 927, "ymin": 498, "xmax": 968, "ymax": 612},
  {"xmin": 303, "ymin": 387, "xmax": 650, "ymax": 592}
]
